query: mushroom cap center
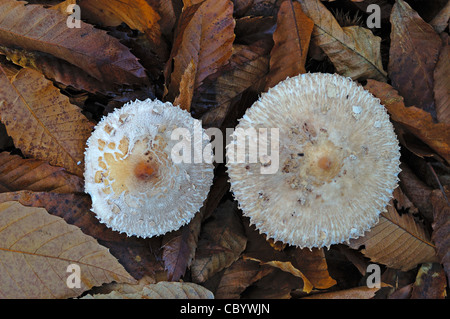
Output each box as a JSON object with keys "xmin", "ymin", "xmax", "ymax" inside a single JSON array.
[
  {"xmin": 134, "ymin": 161, "xmax": 156, "ymax": 181},
  {"xmin": 302, "ymin": 139, "xmax": 343, "ymax": 185}
]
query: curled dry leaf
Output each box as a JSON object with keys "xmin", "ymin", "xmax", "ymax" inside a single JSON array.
[
  {"xmin": 164, "ymin": 0, "xmax": 235, "ymax": 103},
  {"xmin": 190, "ymin": 200, "xmax": 247, "ymax": 283},
  {"xmin": 0, "ymin": 0, "xmax": 147, "ymax": 85},
  {"xmin": 214, "ymin": 258, "xmax": 274, "ymax": 299},
  {"xmin": 0, "ymin": 65, "xmax": 94, "ymax": 177},
  {"xmin": 245, "ymin": 257, "xmax": 314, "ymax": 293},
  {"xmin": 264, "ymin": 0, "xmax": 313, "ymax": 90},
  {"xmin": 388, "ymin": 0, "xmax": 441, "ymax": 118},
  {"xmin": 194, "ymin": 41, "xmax": 270, "ymax": 126},
  {"xmin": 302, "ymin": 284, "xmax": 388, "ymax": 299},
  {"xmin": 298, "ymin": 0, "xmax": 387, "ymax": 81},
  {"xmin": 0, "ymin": 152, "xmax": 83, "ymax": 194},
  {"xmin": 78, "ymin": 0, "xmax": 167, "ymax": 59},
  {"xmin": 431, "ymin": 189, "xmax": 450, "ymax": 285},
  {"xmin": 0, "ymin": 46, "xmax": 113, "ymax": 95},
  {"xmin": 0, "ymin": 201, "xmax": 135, "ymax": 298},
  {"xmin": 434, "ymin": 42, "xmax": 450, "ymax": 125},
  {"xmin": 430, "ymin": 0, "xmax": 450, "ymax": 34},
  {"xmin": 411, "ymin": 263, "xmax": 447, "ymax": 299},
  {"xmin": 83, "ymin": 281, "xmax": 213, "ymax": 299},
  {"xmin": 162, "ymin": 166, "xmax": 230, "ymax": 281},
  {"xmin": 348, "ymin": 203, "xmax": 438, "ymax": 271},
  {"xmin": 364, "ymin": 80, "xmax": 450, "ymax": 164},
  {"xmin": 291, "ymin": 248, "xmax": 337, "ymax": 290}
]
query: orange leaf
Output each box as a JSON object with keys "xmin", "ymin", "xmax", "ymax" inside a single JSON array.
[
  {"xmin": 364, "ymin": 79, "xmax": 450, "ymax": 164},
  {"xmin": 0, "ymin": 64, "xmax": 94, "ymax": 176},
  {"xmin": 265, "ymin": 0, "xmax": 313, "ymax": 90}
]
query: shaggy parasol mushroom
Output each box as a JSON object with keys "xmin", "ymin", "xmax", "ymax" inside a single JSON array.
[
  {"xmin": 84, "ymin": 99, "xmax": 214, "ymax": 238},
  {"xmin": 226, "ymin": 73, "xmax": 401, "ymax": 248}
]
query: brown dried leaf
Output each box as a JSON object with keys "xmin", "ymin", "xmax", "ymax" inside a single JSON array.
[
  {"xmin": 161, "ymin": 166, "xmax": 230, "ymax": 281},
  {"xmin": 430, "ymin": 0, "xmax": 450, "ymax": 34},
  {"xmin": 434, "ymin": 42, "xmax": 450, "ymax": 125},
  {"xmin": 0, "ymin": 201, "xmax": 135, "ymax": 298},
  {"xmin": 398, "ymin": 163, "xmax": 433, "ymax": 221},
  {"xmin": 303, "ymin": 285, "xmax": 387, "ymax": 299},
  {"xmin": 388, "ymin": 0, "xmax": 441, "ymax": 118},
  {"xmin": 0, "ymin": 65, "xmax": 94, "ymax": 176},
  {"xmin": 245, "ymin": 257, "xmax": 313, "ymax": 293},
  {"xmin": 0, "ymin": 152, "xmax": 83, "ymax": 193},
  {"xmin": 431, "ymin": 189, "xmax": 450, "ymax": 285},
  {"xmin": 264, "ymin": 0, "xmax": 313, "ymax": 90},
  {"xmin": 194, "ymin": 42, "xmax": 270, "ymax": 126},
  {"xmin": 411, "ymin": 263, "xmax": 447, "ymax": 299},
  {"xmin": 83, "ymin": 281, "xmax": 214, "ymax": 299},
  {"xmin": 190, "ymin": 200, "xmax": 247, "ymax": 283},
  {"xmin": 348, "ymin": 203, "xmax": 438, "ymax": 271},
  {"xmin": 174, "ymin": 59, "xmax": 196, "ymax": 111},
  {"xmin": 214, "ymin": 258, "xmax": 273, "ymax": 299},
  {"xmin": 164, "ymin": 0, "xmax": 235, "ymax": 102},
  {"xmin": 298, "ymin": 0, "xmax": 387, "ymax": 81},
  {"xmin": 0, "ymin": 190, "xmax": 165, "ymax": 280},
  {"xmin": 78, "ymin": 0, "xmax": 166, "ymax": 59},
  {"xmin": 364, "ymin": 80, "xmax": 450, "ymax": 164},
  {"xmin": 0, "ymin": 46, "xmax": 113, "ymax": 94},
  {"xmin": 291, "ymin": 248, "xmax": 337, "ymax": 290},
  {"xmin": 0, "ymin": 0, "xmax": 147, "ymax": 85}
]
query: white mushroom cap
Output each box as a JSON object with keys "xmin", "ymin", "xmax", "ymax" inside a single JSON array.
[
  {"xmin": 84, "ymin": 99, "xmax": 214, "ymax": 238},
  {"xmin": 226, "ymin": 73, "xmax": 401, "ymax": 248}
]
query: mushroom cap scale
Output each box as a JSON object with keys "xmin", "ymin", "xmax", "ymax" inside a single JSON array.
[
  {"xmin": 226, "ymin": 73, "xmax": 401, "ymax": 248},
  {"xmin": 84, "ymin": 99, "xmax": 214, "ymax": 238}
]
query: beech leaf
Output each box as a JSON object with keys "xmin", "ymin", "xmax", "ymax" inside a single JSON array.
[
  {"xmin": 0, "ymin": 0, "xmax": 147, "ymax": 85},
  {"xmin": 364, "ymin": 79, "xmax": 450, "ymax": 164},
  {"xmin": 190, "ymin": 201, "xmax": 247, "ymax": 283},
  {"xmin": 388, "ymin": 0, "xmax": 441, "ymax": 118},
  {"xmin": 433, "ymin": 42, "xmax": 450, "ymax": 125},
  {"xmin": 83, "ymin": 281, "xmax": 214, "ymax": 299},
  {"xmin": 0, "ymin": 65, "xmax": 94, "ymax": 176},
  {"xmin": 431, "ymin": 189, "xmax": 450, "ymax": 285},
  {"xmin": 348, "ymin": 203, "xmax": 438, "ymax": 271},
  {"xmin": 164, "ymin": 0, "xmax": 235, "ymax": 102},
  {"xmin": 265, "ymin": 0, "xmax": 313, "ymax": 90},
  {"xmin": 298, "ymin": 0, "xmax": 387, "ymax": 81},
  {"xmin": 0, "ymin": 152, "xmax": 83, "ymax": 194},
  {"xmin": 0, "ymin": 201, "xmax": 135, "ymax": 298}
]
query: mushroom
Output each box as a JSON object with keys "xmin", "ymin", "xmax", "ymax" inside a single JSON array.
[
  {"xmin": 226, "ymin": 73, "xmax": 401, "ymax": 248},
  {"xmin": 84, "ymin": 98, "xmax": 214, "ymax": 238}
]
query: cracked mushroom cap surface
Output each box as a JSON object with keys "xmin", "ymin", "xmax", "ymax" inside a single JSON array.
[
  {"xmin": 226, "ymin": 73, "xmax": 401, "ymax": 248},
  {"xmin": 84, "ymin": 99, "xmax": 214, "ymax": 238}
]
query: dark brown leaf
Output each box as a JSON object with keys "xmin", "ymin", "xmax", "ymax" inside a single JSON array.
[
  {"xmin": 164, "ymin": 0, "xmax": 235, "ymax": 103},
  {"xmin": 388, "ymin": 0, "xmax": 441, "ymax": 118},
  {"xmin": 0, "ymin": 152, "xmax": 83, "ymax": 193},
  {"xmin": 0, "ymin": 0, "xmax": 147, "ymax": 85},
  {"xmin": 264, "ymin": 0, "xmax": 313, "ymax": 90},
  {"xmin": 431, "ymin": 188, "xmax": 450, "ymax": 286},
  {"xmin": 411, "ymin": 263, "xmax": 447, "ymax": 299}
]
